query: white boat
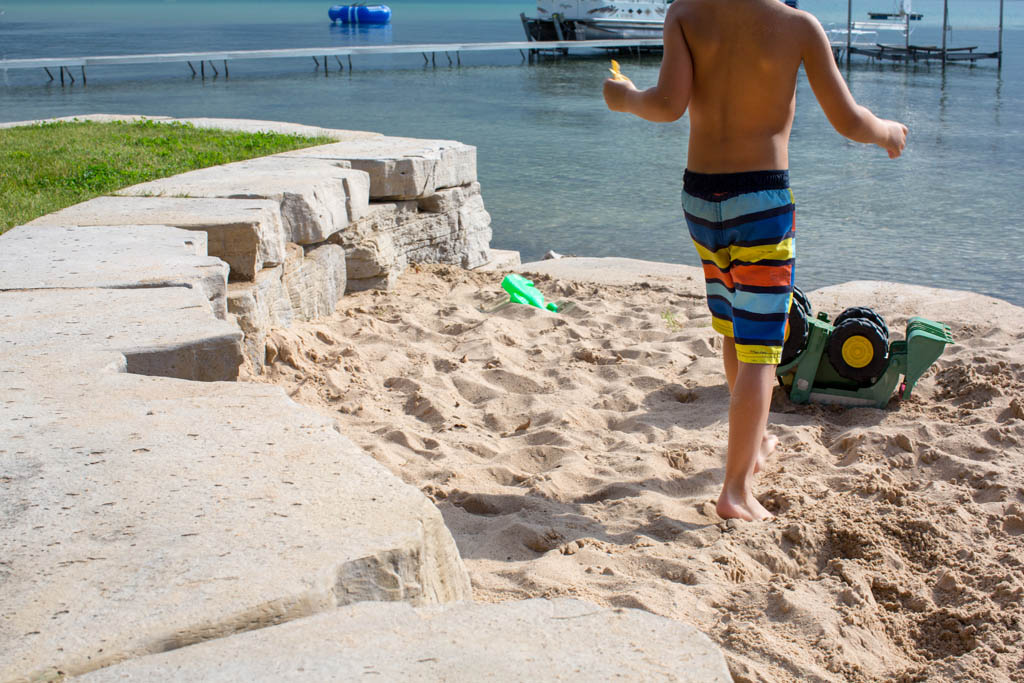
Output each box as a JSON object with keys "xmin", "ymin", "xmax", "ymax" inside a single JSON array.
[{"xmin": 523, "ymin": 0, "xmax": 670, "ymax": 41}]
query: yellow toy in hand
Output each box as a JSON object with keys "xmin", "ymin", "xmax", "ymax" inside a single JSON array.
[{"xmin": 608, "ymin": 59, "xmax": 630, "ymax": 82}]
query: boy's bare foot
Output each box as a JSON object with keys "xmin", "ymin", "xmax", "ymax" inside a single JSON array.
[
  {"xmin": 753, "ymin": 433, "xmax": 778, "ymax": 474},
  {"xmin": 716, "ymin": 488, "xmax": 774, "ymax": 521}
]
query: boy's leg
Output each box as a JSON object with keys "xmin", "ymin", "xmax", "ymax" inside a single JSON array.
[
  {"xmin": 722, "ymin": 337, "xmax": 777, "ymax": 475},
  {"xmin": 717, "ymin": 358, "xmax": 776, "ymax": 521},
  {"xmin": 723, "ymin": 336, "xmax": 738, "ymax": 392},
  {"xmin": 682, "ymin": 171, "xmax": 794, "ymax": 521}
]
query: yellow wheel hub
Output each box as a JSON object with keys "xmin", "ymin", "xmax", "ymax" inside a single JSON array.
[{"xmin": 841, "ymin": 335, "xmax": 874, "ymax": 368}]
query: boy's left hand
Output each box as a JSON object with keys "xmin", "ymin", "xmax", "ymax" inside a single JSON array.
[{"xmin": 603, "ymin": 77, "xmax": 636, "ymax": 112}]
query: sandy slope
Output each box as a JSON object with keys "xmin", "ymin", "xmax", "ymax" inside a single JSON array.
[{"xmin": 255, "ymin": 261, "xmax": 1024, "ymax": 682}]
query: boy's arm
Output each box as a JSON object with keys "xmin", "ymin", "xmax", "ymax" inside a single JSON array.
[
  {"xmin": 602, "ymin": 4, "xmax": 692, "ymax": 122},
  {"xmin": 800, "ymin": 15, "xmax": 907, "ymax": 158}
]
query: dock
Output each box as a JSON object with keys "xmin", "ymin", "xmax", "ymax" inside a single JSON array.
[
  {"xmin": 831, "ymin": 0, "xmax": 1004, "ymax": 68},
  {"xmin": 838, "ymin": 43, "xmax": 1001, "ymax": 63},
  {"xmin": 0, "ymin": 38, "xmax": 664, "ymax": 85}
]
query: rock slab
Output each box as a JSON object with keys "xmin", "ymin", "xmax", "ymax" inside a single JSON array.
[
  {"xmin": 0, "ymin": 286, "xmax": 243, "ymax": 382},
  {"xmin": 26, "ymin": 196, "xmax": 288, "ymax": 281},
  {"xmin": 280, "ymin": 137, "xmax": 477, "ymax": 200},
  {"xmin": 226, "ymin": 243, "xmax": 347, "ymax": 372},
  {"xmin": 0, "ymin": 224, "xmax": 230, "ymax": 319},
  {"xmin": 117, "ymin": 156, "xmax": 371, "ymax": 246},
  {"xmin": 1, "ymin": 366, "xmax": 470, "ymax": 681},
  {"xmin": 77, "ymin": 599, "xmax": 732, "ymax": 682}
]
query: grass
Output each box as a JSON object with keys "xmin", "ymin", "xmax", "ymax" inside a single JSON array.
[
  {"xmin": 661, "ymin": 309, "xmax": 685, "ymax": 331},
  {"xmin": 0, "ymin": 119, "xmax": 332, "ymax": 235}
]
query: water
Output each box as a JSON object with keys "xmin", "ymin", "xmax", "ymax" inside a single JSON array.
[{"xmin": 2, "ymin": 0, "xmax": 1022, "ymax": 305}]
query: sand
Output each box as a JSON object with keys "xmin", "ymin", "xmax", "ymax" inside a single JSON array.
[{"xmin": 253, "ymin": 260, "xmax": 1024, "ymax": 682}]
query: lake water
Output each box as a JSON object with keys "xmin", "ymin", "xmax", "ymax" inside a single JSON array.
[{"xmin": 2, "ymin": 0, "xmax": 1022, "ymax": 305}]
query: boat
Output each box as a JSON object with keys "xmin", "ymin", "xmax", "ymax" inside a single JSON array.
[
  {"xmin": 868, "ymin": 11, "xmax": 922, "ymax": 20},
  {"xmin": 867, "ymin": 0, "xmax": 922, "ymax": 21},
  {"xmin": 328, "ymin": 4, "xmax": 391, "ymax": 25},
  {"xmin": 522, "ymin": 0, "xmax": 671, "ymax": 42}
]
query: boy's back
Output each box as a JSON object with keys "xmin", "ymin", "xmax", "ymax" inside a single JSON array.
[{"xmin": 676, "ymin": 0, "xmax": 805, "ymax": 173}]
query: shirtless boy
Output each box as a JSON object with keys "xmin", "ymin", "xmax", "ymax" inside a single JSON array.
[{"xmin": 603, "ymin": 0, "xmax": 907, "ymax": 521}]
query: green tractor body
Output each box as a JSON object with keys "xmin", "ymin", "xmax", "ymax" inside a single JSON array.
[{"xmin": 777, "ymin": 296, "xmax": 953, "ymax": 408}]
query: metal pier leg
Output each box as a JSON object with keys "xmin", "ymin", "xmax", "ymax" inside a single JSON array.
[
  {"xmin": 348, "ymin": 55, "xmax": 352, "ymax": 70},
  {"xmin": 208, "ymin": 60, "xmax": 218, "ymax": 76},
  {"xmin": 423, "ymin": 52, "xmax": 428, "ymax": 64},
  {"xmin": 187, "ymin": 61, "xmax": 196, "ymax": 76},
  {"xmin": 44, "ymin": 67, "xmax": 54, "ymax": 81},
  {"xmin": 224, "ymin": 60, "xmax": 229, "ymax": 78},
  {"xmin": 432, "ymin": 52, "xmax": 436, "ymax": 66},
  {"xmin": 457, "ymin": 51, "xmax": 461, "ymax": 65},
  {"xmin": 324, "ymin": 56, "xmax": 328, "ymax": 76},
  {"xmin": 64, "ymin": 66, "xmax": 75, "ymax": 84},
  {"xmin": 446, "ymin": 51, "xmax": 452, "ymax": 66},
  {"xmin": 81, "ymin": 66, "xmax": 86, "ymax": 85},
  {"xmin": 59, "ymin": 66, "xmax": 64, "ymax": 85},
  {"xmin": 313, "ymin": 56, "xmax": 320, "ymax": 70},
  {"xmin": 335, "ymin": 56, "xmax": 344, "ymax": 71},
  {"xmin": 201, "ymin": 60, "xmax": 205, "ymax": 79}
]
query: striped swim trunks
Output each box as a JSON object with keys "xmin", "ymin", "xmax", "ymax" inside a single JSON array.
[{"xmin": 682, "ymin": 169, "xmax": 796, "ymax": 365}]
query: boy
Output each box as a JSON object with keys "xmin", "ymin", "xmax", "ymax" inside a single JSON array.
[{"xmin": 603, "ymin": 0, "xmax": 907, "ymax": 521}]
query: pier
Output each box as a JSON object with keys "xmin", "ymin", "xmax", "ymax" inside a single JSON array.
[
  {"xmin": 831, "ymin": 0, "xmax": 1004, "ymax": 68},
  {"xmin": 1, "ymin": 0, "xmax": 1005, "ymax": 88},
  {"xmin": 0, "ymin": 39, "xmax": 664, "ymax": 85}
]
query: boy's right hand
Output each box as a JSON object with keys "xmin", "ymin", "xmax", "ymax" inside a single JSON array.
[
  {"xmin": 603, "ymin": 77, "xmax": 636, "ymax": 113},
  {"xmin": 882, "ymin": 120, "xmax": 908, "ymax": 159}
]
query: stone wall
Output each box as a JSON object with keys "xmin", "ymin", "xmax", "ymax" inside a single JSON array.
[{"xmin": 28, "ymin": 117, "xmax": 517, "ymax": 373}]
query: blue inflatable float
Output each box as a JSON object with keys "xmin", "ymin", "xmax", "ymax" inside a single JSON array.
[{"xmin": 328, "ymin": 4, "xmax": 392, "ymax": 25}]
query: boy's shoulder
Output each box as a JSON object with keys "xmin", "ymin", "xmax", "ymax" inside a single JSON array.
[
  {"xmin": 669, "ymin": 0, "xmax": 824, "ymax": 59},
  {"xmin": 669, "ymin": 0, "xmax": 818, "ymax": 32}
]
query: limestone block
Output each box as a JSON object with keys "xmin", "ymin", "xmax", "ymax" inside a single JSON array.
[
  {"xmin": 400, "ymin": 212, "xmax": 463, "ymax": 264},
  {"xmin": 332, "ymin": 193, "xmax": 490, "ymax": 291},
  {"xmin": 0, "ymin": 224, "xmax": 229, "ymax": 319},
  {"xmin": 227, "ymin": 244, "xmax": 346, "ymax": 372},
  {"xmin": 280, "ymin": 138, "xmax": 477, "ymax": 200},
  {"xmin": 473, "ymin": 248, "xmax": 523, "ymax": 272},
  {"xmin": 0, "ymin": 286, "xmax": 243, "ymax": 382},
  {"xmin": 415, "ymin": 182, "xmax": 493, "ymax": 268},
  {"xmin": 340, "ymin": 211, "xmax": 458, "ymax": 292},
  {"xmin": 26, "ymin": 196, "xmax": 287, "ymax": 281},
  {"xmin": 227, "ymin": 265, "xmax": 292, "ymax": 372},
  {"xmin": 116, "ymin": 156, "xmax": 371, "ymax": 246},
  {"xmin": 77, "ymin": 599, "xmax": 732, "ymax": 682},
  {"xmin": 457, "ymin": 191, "xmax": 493, "ymax": 269},
  {"xmin": 282, "ymin": 243, "xmax": 347, "ymax": 322},
  {"xmin": 416, "ymin": 181, "xmax": 482, "ymax": 214},
  {"xmin": 0, "ymin": 369, "xmax": 472, "ymax": 681},
  {"xmin": 329, "ymin": 203, "xmax": 402, "ymax": 287}
]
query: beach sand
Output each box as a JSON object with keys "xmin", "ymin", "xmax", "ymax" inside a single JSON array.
[{"xmin": 254, "ymin": 260, "xmax": 1024, "ymax": 682}]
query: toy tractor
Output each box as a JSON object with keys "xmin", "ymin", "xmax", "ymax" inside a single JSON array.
[{"xmin": 777, "ymin": 287, "xmax": 954, "ymax": 408}]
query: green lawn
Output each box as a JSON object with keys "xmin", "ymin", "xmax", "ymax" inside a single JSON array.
[{"xmin": 0, "ymin": 119, "xmax": 332, "ymax": 234}]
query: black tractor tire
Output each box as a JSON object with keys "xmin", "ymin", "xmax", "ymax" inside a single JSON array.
[
  {"xmin": 827, "ymin": 317, "xmax": 890, "ymax": 385},
  {"xmin": 832, "ymin": 306, "xmax": 889, "ymax": 343},
  {"xmin": 792, "ymin": 286, "xmax": 812, "ymax": 318},
  {"xmin": 781, "ymin": 293, "xmax": 810, "ymax": 365}
]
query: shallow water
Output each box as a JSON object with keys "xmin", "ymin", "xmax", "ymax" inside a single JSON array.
[{"xmin": 2, "ymin": 0, "xmax": 1022, "ymax": 305}]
